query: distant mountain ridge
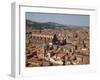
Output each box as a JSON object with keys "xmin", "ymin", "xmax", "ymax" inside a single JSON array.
[{"xmin": 26, "ymin": 19, "xmax": 89, "ymax": 29}]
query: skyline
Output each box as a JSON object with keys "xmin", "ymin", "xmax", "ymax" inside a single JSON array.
[{"xmin": 26, "ymin": 12, "xmax": 89, "ymax": 27}]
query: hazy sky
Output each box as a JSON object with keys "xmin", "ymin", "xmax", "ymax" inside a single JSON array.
[{"xmin": 26, "ymin": 12, "xmax": 89, "ymax": 26}]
